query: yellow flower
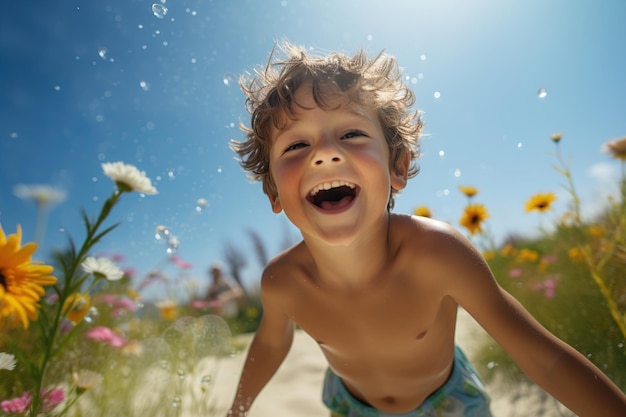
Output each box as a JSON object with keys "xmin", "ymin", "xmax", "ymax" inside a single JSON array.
[
  {"xmin": 459, "ymin": 204, "xmax": 490, "ymax": 235},
  {"xmin": 63, "ymin": 293, "xmax": 91, "ymax": 323},
  {"xmin": 482, "ymin": 250, "xmax": 495, "ymax": 261},
  {"xmin": 246, "ymin": 307, "xmax": 259, "ymax": 319},
  {"xmin": 413, "ymin": 206, "xmax": 432, "ymax": 218},
  {"xmin": 458, "ymin": 185, "xmax": 478, "ymax": 198},
  {"xmin": 602, "ymin": 136, "xmax": 626, "ymax": 161},
  {"xmin": 568, "ymin": 247, "xmax": 586, "ymax": 262},
  {"xmin": 126, "ymin": 287, "xmax": 141, "ymax": 301},
  {"xmin": 155, "ymin": 299, "xmax": 178, "ymax": 321},
  {"xmin": 0, "ymin": 225, "xmax": 56, "ymax": 329},
  {"xmin": 525, "ymin": 192, "xmax": 557, "ymax": 213},
  {"xmin": 516, "ymin": 249, "xmax": 539, "ymax": 263},
  {"xmin": 500, "ymin": 244, "xmax": 517, "ymax": 257},
  {"xmin": 587, "ymin": 225, "xmax": 604, "ymax": 239},
  {"xmin": 551, "ymin": 132, "xmax": 562, "ymax": 143}
]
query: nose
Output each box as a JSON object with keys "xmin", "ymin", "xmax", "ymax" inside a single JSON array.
[{"xmin": 312, "ymin": 136, "xmax": 342, "ymax": 166}]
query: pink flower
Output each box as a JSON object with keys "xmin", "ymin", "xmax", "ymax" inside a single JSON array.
[
  {"xmin": 123, "ymin": 267, "xmax": 137, "ymax": 278},
  {"xmin": 533, "ymin": 277, "xmax": 559, "ymax": 298},
  {"xmin": 98, "ymin": 294, "xmax": 137, "ymax": 316},
  {"xmin": 170, "ymin": 254, "xmax": 193, "ymax": 269},
  {"xmin": 86, "ymin": 326, "xmax": 128, "ymax": 347},
  {"xmin": 1, "ymin": 387, "xmax": 64, "ymax": 413},
  {"xmin": 1, "ymin": 391, "xmax": 31, "ymax": 413},
  {"xmin": 508, "ymin": 268, "xmax": 522, "ymax": 277},
  {"xmin": 41, "ymin": 387, "xmax": 64, "ymax": 411}
]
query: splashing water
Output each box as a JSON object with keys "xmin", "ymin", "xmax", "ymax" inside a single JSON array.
[
  {"xmin": 196, "ymin": 198, "xmax": 208, "ymax": 212},
  {"xmin": 223, "ymin": 73, "xmax": 236, "ymax": 86},
  {"xmin": 152, "ymin": 3, "xmax": 168, "ymax": 19},
  {"xmin": 200, "ymin": 374, "xmax": 212, "ymax": 392},
  {"xmin": 97, "ymin": 47, "xmax": 108, "ymax": 60},
  {"xmin": 83, "ymin": 306, "xmax": 99, "ymax": 323},
  {"xmin": 155, "ymin": 225, "xmax": 179, "ymax": 254}
]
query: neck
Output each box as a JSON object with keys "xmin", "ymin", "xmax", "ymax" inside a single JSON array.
[{"xmin": 303, "ymin": 213, "xmax": 393, "ymax": 289}]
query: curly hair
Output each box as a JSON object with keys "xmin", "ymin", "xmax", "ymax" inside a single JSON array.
[{"xmin": 231, "ymin": 42, "xmax": 422, "ymax": 209}]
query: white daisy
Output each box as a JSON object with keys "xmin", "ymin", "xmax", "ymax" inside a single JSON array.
[
  {"xmin": 13, "ymin": 184, "xmax": 67, "ymax": 206},
  {"xmin": 72, "ymin": 369, "xmax": 104, "ymax": 391},
  {"xmin": 101, "ymin": 161, "xmax": 157, "ymax": 195},
  {"xmin": 81, "ymin": 256, "xmax": 124, "ymax": 281},
  {"xmin": 0, "ymin": 352, "xmax": 16, "ymax": 371}
]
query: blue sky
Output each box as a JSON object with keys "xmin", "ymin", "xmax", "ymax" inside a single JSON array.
[{"xmin": 1, "ymin": 0, "xmax": 625, "ymax": 299}]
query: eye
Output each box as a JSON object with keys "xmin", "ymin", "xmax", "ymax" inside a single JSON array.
[
  {"xmin": 341, "ymin": 130, "xmax": 367, "ymax": 139},
  {"xmin": 283, "ymin": 142, "xmax": 308, "ymax": 154}
]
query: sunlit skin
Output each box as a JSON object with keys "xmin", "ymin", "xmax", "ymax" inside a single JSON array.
[{"xmin": 227, "ymin": 86, "xmax": 626, "ymax": 416}]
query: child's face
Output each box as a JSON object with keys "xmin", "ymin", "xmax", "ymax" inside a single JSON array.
[{"xmin": 267, "ymin": 84, "xmax": 408, "ymax": 245}]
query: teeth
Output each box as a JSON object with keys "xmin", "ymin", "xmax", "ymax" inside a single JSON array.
[{"xmin": 309, "ymin": 181, "xmax": 356, "ymax": 196}]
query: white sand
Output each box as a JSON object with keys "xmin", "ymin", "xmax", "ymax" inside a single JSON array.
[{"xmin": 206, "ymin": 308, "xmax": 573, "ymax": 416}]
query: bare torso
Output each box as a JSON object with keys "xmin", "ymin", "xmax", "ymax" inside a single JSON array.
[{"xmin": 270, "ymin": 215, "xmax": 460, "ymax": 413}]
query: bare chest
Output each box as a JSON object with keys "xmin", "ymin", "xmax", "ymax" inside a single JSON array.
[{"xmin": 286, "ymin": 281, "xmax": 456, "ymax": 362}]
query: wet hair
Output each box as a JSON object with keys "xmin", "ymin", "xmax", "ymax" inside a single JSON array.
[{"xmin": 231, "ymin": 41, "xmax": 422, "ymax": 209}]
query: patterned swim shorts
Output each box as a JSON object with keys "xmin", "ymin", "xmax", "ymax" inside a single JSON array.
[{"xmin": 322, "ymin": 346, "xmax": 492, "ymax": 417}]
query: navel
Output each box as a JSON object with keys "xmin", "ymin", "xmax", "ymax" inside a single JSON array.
[
  {"xmin": 415, "ymin": 330, "xmax": 428, "ymax": 340},
  {"xmin": 382, "ymin": 396, "xmax": 396, "ymax": 405}
]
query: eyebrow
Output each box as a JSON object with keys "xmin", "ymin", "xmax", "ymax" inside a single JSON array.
[{"xmin": 273, "ymin": 107, "xmax": 376, "ymax": 142}]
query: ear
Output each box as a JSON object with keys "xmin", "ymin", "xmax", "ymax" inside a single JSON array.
[
  {"xmin": 391, "ymin": 149, "xmax": 410, "ymax": 191},
  {"xmin": 268, "ymin": 193, "xmax": 283, "ymax": 213}
]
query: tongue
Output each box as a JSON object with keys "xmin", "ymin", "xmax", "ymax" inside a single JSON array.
[{"xmin": 319, "ymin": 196, "xmax": 353, "ymax": 210}]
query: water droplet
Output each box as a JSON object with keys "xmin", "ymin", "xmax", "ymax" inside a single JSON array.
[
  {"xmin": 516, "ymin": 142, "xmax": 523, "ymax": 148},
  {"xmin": 139, "ymin": 80, "xmax": 150, "ymax": 91},
  {"xmin": 171, "ymin": 396, "xmax": 181, "ymax": 408},
  {"xmin": 196, "ymin": 198, "xmax": 208, "ymax": 212},
  {"xmin": 53, "ymin": 85, "xmax": 61, "ymax": 91},
  {"xmin": 155, "ymin": 225, "xmax": 169, "ymax": 239},
  {"xmin": 84, "ymin": 306, "xmax": 99, "ymax": 323},
  {"xmin": 97, "ymin": 47, "xmax": 108, "ymax": 60},
  {"xmin": 167, "ymin": 235, "xmax": 180, "ymax": 253},
  {"xmin": 152, "ymin": 3, "xmax": 168, "ymax": 19},
  {"xmin": 433, "ymin": 91, "xmax": 441, "ymax": 99},
  {"xmin": 453, "ymin": 168, "xmax": 461, "ymax": 178},
  {"xmin": 438, "ymin": 150, "xmax": 445, "ymax": 157},
  {"xmin": 537, "ymin": 88, "xmax": 547, "ymax": 98},
  {"xmin": 223, "ymin": 73, "xmax": 236, "ymax": 86},
  {"xmin": 487, "ymin": 361, "xmax": 498, "ymax": 369},
  {"xmin": 160, "ymin": 360, "xmax": 170, "ymax": 370},
  {"xmin": 177, "ymin": 369, "xmax": 185, "ymax": 380},
  {"xmin": 420, "ymin": 54, "xmax": 427, "ymax": 61}
]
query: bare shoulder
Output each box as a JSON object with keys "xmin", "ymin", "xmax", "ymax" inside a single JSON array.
[
  {"xmin": 261, "ymin": 241, "xmax": 312, "ymax": 293},
  {"xmin": 390, "ymin": 214, "xmax": 493, "ymax": 293},
  {"xmin": 390, "ymin": 214, "xmax": 472, "ymax": 254}
]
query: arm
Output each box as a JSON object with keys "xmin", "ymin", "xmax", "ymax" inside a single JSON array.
[
  {"xmin": 435, "ymin": 226, "xmax": 626, "ymax": 416},
  {"xmin": 226, "ymin": 270, "xmax": 295, "ymax": 417}
]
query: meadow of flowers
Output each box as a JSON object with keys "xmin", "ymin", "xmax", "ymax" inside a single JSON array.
[
  {"xmin": 2, "ymin": 134, "xmax": 625, "ymax": 416},
  {"xmin": 417, "ymin": 134, "xmax": 626, "ymax": 399},
  {"xmin": 0, "ymin": 162, "xmax": 262, "ymax": 416}
]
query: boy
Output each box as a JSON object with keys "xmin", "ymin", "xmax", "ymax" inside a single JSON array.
[{"xmin": 226, "ymin": 42, "xmax": 626, "ymax": 416}]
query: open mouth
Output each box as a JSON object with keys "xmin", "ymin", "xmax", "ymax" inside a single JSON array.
[{"xmin": 307, "ymin": 181, "xmax": 358, "ymax": 210}]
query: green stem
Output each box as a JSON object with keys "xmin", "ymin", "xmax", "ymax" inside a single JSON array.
[{"xmin": 30, "ymin": 191, "xmax": 122, "ymax": 415}]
